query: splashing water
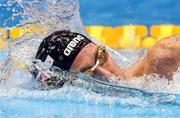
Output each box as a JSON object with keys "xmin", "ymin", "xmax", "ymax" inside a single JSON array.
[
  {"xmin": 16, "ymin": 0, "xmax": 86, "ymax": 35},
  {"xmin": 0, "ymin": 0, "xmax": 86, "ymax": 80},
  {"xmin": 0, "ymin": 0, "xmax": 180, "ymax": 110}
]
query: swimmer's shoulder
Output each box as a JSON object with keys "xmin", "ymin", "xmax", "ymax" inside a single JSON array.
[{"xmin": 154, "ymin": 34, "xmax": 180, "ymax": 49}]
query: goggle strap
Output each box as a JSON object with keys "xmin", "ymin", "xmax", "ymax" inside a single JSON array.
[{"xmin": 90, "ymin": 60, "xmax": 100, "ymax": 71}]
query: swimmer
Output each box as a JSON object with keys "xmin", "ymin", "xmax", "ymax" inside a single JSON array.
[{"xmin": 35, "ymin": 30, "xmax": 180, "ymax": 87}]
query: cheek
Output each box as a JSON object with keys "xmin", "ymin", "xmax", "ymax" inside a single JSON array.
[{"xmin": 71, "ymin": 52, "xmax": 96, "ymax": 72}]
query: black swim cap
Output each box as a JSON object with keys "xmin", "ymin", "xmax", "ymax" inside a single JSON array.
[{"xmin": 36, "ymin": 30, "xmax": 92, "ymax": 70}]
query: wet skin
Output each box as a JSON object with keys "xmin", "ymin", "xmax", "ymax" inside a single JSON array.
[{"xmin": 70, "ymin": 35, "xmax": 180, "ymax": 81}]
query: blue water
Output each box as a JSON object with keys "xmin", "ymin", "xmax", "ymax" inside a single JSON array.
[
  {"xmin": 0, "ymin": 0, "xmax": 180, "ymax": 27},
  {"xmin": 0, "ymin": 0, "xmax": 180, "ymax": 118}
]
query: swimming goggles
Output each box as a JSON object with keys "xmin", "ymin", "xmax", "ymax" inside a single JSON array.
[{"xmin": 83, "ymin": 46, "xmax": 109, "ymax": 76}]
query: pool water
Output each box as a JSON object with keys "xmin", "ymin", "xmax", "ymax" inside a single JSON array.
[
  {"xmin": 0, "ymin": 68, "xmax": 179, "ymax": 118},
  {"xmin": 0, "ymin": 46, "xmax": 180, "ymax": 117},
  {"xmin": 0, "ymin": 0, "xmax": 180, "ymax": 118}
]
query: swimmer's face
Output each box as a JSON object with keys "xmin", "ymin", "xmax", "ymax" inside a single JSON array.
[{"xmin": 70, "ymin": 43, "xmax": 126, "ymax": 80}]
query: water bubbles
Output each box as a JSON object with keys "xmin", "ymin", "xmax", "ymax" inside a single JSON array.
[
  {"xmin": 6, "ymin": 7, "xmax": 11, "ymax": 11},
  {"xmin": 0, "ymin": 0, "xmax": 84, "ymax": 34}
]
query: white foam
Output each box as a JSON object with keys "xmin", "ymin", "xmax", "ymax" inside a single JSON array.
[{"xmin": 115, "ymin": 68, "xmax": 180, "ymax": 94}]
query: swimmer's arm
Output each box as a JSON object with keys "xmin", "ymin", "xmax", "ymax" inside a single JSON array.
[
  {"xmin": 99, "ymin": 56, "xmax": 126, "ymax": 80},
  {"xmin": 102, "ymin": 56, "xmax": 147, "ymax": 80},
  {"xmin": 126, "ymin": 57, "xmax": 147, "ymax": 80}
]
